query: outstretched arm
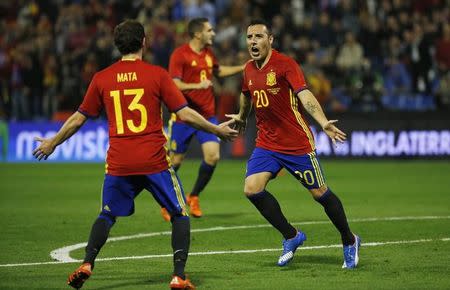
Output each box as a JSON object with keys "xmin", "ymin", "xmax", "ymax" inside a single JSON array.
[
  {"xmin": 173, "ymin": 78, "xmax": 212, "ymax": 91},
  {"xmin": 217, "ymin": 64, "xmax": 245, "ymax": 78},
  {"xmin": 176, "ymin": 107, "xmax": 237, "ymax": 141},
  {"xmin": 297, "ymin": 89, "xmax": 346, "ymax": 145},
  {"xmin": 33, "ymin": 111, "xmax": 87, "ymax": 160},
  {"xmin": 225, "ymin": 92, "xmax": 252, "ymax": 134}
]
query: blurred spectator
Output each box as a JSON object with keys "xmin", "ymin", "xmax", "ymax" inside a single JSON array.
[
  {"xmin": 311, "ymin": 12, "xmax": 335, "ymax": 48},
  {"xmin": 336, "ymin": 31, "xmax": 366, "ymax": 71},
  {"xmin": 42, "ymin": 55, "xmax": 59, "ymax": 119},
  {"xmin": 185, "ymin": 0, "xmax": 216, "ymax": 25},
  {"xmin": 359, "ymin": 14, "xmax": 382, "ymax": 70},
  {"xmin": 436, "ymin": 23, "xmax": 450, "ymax": 73},
  {"xmin": 10, "ymin": 49, "xmax": 30, "ymax": 121},
  {"xmin": 436, "ymin": 72, "xmax": 450, "ymax": 109},
  {"xmin": 1, "ymin": 0, "xmax": 448, "ymax": 121},
  {"xmin": 384, "ymin": 57, "xmax": 412, "ymax": 96},
  {"xmin": 303, "ymin": 52, "xmax": 332, "ymax": 107},
  {"xmin": 403, "ymin": 25, "xmax": 434, "ymax": 94}
]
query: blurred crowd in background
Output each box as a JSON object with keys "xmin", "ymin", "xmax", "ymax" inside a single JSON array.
[{"xmin": 0, "ymin": 0, "xmax": 449, "ymax": 121}]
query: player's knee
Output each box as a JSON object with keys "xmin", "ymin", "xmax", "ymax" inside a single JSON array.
[
  {"xmin": 204, "ymin": 152, "xmax": 220, "ymax": 165},
  {"xmin": 244, "ymin": 182, "xmax": 265, "ymax": 197},
  {"xmin": 171, "ymin": 154, "xmax": 185, "ymax": 166},
  {"xmin": 309, "ymin": 185, "xmax": 328, "ymax": 200}
]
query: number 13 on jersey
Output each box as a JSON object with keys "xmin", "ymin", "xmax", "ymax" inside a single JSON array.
[{"xmin": 110, "ymin": 88, "xmax": 147, "ymax": 134}]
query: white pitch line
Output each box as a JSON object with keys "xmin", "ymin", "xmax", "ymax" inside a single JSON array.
[
  {"xmin": 1, "ymin": 237, "xmax": 449, "ymax": 268},
  {"xmin": 50, "ymin": 215, "xmax": 450, "ymax": 263}
]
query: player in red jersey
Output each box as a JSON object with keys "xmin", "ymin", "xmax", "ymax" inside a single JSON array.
[
  {"xmin": 33, "ymin": 20, "xmax": 237, "ymax": 289},
  {"xmin": 160, "ymin": 17, "xmax": 245, "ymax": 220},
  {"xmin": 226, "ymin": 20, "xmax": 360, "ymax": 269}
]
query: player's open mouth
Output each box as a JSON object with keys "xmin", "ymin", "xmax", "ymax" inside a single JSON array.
[{"xmin": 250, "ymin": 46, "xmax": 260, "ymax": 57}]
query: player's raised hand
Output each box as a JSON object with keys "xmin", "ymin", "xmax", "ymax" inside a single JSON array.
[
  {"xmin": 198, "ymin": 79, "xmax": 212, "ymax": 89},
  {"xmin": 322, "ymin": 120, "xmax": 347, "ymax": 146},
  {"xmin": 225, "ymin": 114, "xmax": 246, "ymax": 134},
  {"xmin": 32, "ymin": 136, "xmax": 56, "ymax": 161},
  {"xmin": 216, "ymin": 119, "xmax": 238, "ymax": 141}
]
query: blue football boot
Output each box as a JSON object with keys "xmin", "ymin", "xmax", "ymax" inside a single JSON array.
[
  {"xmin": 342, "ymin": 234, "xmax": 361, "ymax": 269},
  {"xmin": 277, "ymin": 230, "xmax": 307, "ymax": 266}
]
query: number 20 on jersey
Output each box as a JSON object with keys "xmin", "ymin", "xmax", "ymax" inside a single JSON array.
[{"xmin": 254, "ymin": 90, "xmax": 269, "ymax": 108}]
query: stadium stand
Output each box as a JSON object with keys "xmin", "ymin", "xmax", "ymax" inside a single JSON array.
[{"xmin": 0, "ymin": 0, "xmax": 449, "ymax": 121}]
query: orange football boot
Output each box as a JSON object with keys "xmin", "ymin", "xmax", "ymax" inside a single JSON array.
[
  {"xmin": 187, "ymin": 195, "xmax": 202, "ymax": 218},
  {"xmin": 169, "ymin": 275, "xmax": 195, "ymax": 289},
  {"xmin": 161, "ymin": 207, "xmax": 171, "ymax": 222},
  {"xmin": 67, "ymin": 262, "xmax": 92, "ymax": 289}
]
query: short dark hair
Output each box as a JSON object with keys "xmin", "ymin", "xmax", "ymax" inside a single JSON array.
[
  {"xmin": 114, "ymin": 20, "xmax": 145, "ymax": 55},
  {"xmin": 248, "ymin": 19, "xmax": 272, "ymax": 35},
  {"xmin": 188, "ymin": 18, "xmax": 209, "ymax": 38}
]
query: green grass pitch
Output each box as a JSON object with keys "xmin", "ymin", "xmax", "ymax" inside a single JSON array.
[{"xmin": 0, "ymin": 160, "xmax": 449, "ymax": 289}]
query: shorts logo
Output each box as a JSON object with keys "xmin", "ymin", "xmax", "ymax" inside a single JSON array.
[
  {"xmin": 171, "ymin": 140, "xmax": 177, "ymax": 151},
  {"xmin": 266, "ymin": 71, "xmax": 276, "ymax": 86},
  {"xmin": 103, "ymin": 205, "xmax": 111, "ymax": 211},
  {"xmin": 191, "ymin": 60, "xmax": 197, "ymax": 66},
  {"xmin": 248, "ymin": 79, "xmax": 253, "ymax": 86}
]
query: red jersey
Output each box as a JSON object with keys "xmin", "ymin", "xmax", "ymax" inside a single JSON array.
[
  {"xmin": 169, "ymin": 44, "xmax": 219, "ymax": 118},
  {"xmin": 242, "ymin": 50, "xmax": 315, "ymax": 155},
  {"xmin": 79, "ymin": 59, "xmax": 187, "ymax": 175}
]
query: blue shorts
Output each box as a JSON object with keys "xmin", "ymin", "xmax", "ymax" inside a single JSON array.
[
  {"xmin": 101, "ymin": 168, "xmax": 188, "ymax": 217},
  {"xmin": 246, "ymin": 147, "xmax": 326, "ymax": 189},
  {"xmin": 169, "ymin": 116, "xmax": 220, "ymax": 153}
]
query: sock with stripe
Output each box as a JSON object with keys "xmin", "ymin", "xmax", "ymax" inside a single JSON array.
[
  {"xmin": 315, "ymin": 189, "xmax": 354, "ymax": 245},
  {"xmin": 190, "ymin": 160, "xmax": 216, "ymax": 196},
  {"xmin": 247, "ymin": 190, "xmax": 297, "ymax": 240},
  {"xmin": 83, "ymin": 213, "xmax": 116, "ymax": 269},
  {"xmin": 171, "ymin": 215, "xmax": 190, "ymax": 279}
]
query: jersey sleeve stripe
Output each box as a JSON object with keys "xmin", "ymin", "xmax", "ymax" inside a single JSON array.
[
  {"xmin": 77, "ymin": 109, "xmax": 97, "ymax": 119},
  {"xmin": 294, "ymin": 86, "xmax": 308, "ymax": 95},
  {"xmin": 289, "ymin": 89, "xmax": 315, "ymax": 151},
  {"xmin": 172, "ymin": 103, "xmax": 188, "ymax": 113}
]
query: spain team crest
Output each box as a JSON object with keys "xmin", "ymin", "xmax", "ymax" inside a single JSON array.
[
  {"xmin": 205, "ymin": 55, "xmax": 213, "ymax": 68},
  {"xmin": 266, "ymin": 71, "xmax": 277, "ymax": 86}
]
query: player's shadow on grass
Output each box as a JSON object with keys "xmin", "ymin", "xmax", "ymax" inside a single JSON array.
[
  {"xmin": 205, "ymin": 212, "xmax": 250, "ymax": 219},
  {"xmin": 93, "ymin": 274, "xmax": 169, "ymax": 289},
  {"xmin": 263, "ymin": 254, "xmax": 341, "ymax": 270}
]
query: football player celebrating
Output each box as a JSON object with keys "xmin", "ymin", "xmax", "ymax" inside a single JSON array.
[{"xmin": 226, "ymin": 19, "xmax": 360, "ymax": 269}]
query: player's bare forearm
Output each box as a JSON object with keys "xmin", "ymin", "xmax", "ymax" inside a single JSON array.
[
  {"xmin": 33, "ymin": 111, "xmax": 87, "ymax": 160},
  {"xmin": 217, "ymin": 64, "xmax": 245, "ymax": 77},
  {"xmin": 176, "ymin": 107, "xmax": 237, "ymax": 141},
  {"xmin": 297, "ymin": 89, "xmax": 347, "ymax": 144},
  {"xmin": 238, "ymin": 92, "xmax": 252, "ymax": 120},
  {"xmin": 176, "ymin": 107, "xmax": 219, "ymax": 134},
  {"xmin": 173, "ymin": 78, "xmax": 211, "ymax": 91},
  {"xmin": 225, "ymin": 93, "xmax": 251, "ymax": 134},
  {"xmin": 298, "ymin": 89, "xmax": 328, "ymax": 128},
  {"xmin": 52, "ymin": 111, "xmax": 87, "ymax": 146}
]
